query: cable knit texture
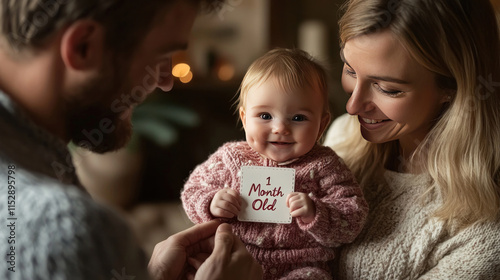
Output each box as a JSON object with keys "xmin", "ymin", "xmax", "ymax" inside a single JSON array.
[
  {"xmin": 182, "ymin": 141, "xmax": 368, "ymax": 280},
  {"xmin": 0, "ymin": 91, "xmax": 149, "ymax": 279},
  {"xmin": 325, "ymin": 114, "xmax": 500, "ymax": 279}
]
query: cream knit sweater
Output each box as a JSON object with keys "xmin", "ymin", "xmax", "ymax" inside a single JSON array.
[{"xmin": 324, "ymin": 114, "xmax": 500, "ymax": 279}]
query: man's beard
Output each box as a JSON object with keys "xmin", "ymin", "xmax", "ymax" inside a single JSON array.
[{"xmin": 65, "ymin": 57, "xmax": 133, "ymax": 154}]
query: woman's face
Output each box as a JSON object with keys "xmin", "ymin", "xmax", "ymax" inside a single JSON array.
[{"xmin": 341, "ymin": 30, "xmax": 448, "ymax": 154}]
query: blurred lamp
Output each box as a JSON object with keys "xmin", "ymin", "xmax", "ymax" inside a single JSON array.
[
  {"xmin": 172, "ymin": 63, "xmax": 191, "ymax": 78},
  {"xmin": 180, "ymin": 71, "xmax": 193, "ymax": 83},
  {"xmin": 217, "ymin": 63, "xmax": 235, "ymax": 81}
]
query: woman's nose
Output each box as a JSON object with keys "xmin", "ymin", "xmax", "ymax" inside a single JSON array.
[{"xmin": 345, "ymin": 84, "xmax": 375, "ymax": 115}]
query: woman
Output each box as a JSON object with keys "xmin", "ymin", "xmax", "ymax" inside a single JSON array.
[{"xmin": 324, "ymin": 0, "xmax": 500, "ymax": 278}]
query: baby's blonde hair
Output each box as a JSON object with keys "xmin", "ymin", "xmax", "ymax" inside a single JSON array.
[{"xmin": 236, "ymin": 48, "xmax": 329, "ymax": 117}]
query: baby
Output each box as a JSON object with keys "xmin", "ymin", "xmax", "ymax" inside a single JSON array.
[{"xmin": 181, "ymin": 48, "xmax": 368, "ymax": 279}]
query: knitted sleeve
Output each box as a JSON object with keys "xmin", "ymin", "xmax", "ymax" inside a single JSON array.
[
  {"xmin": 181, "ymin": 143, "xmax": 237, "ymax": 224},
  {"xmin": 0, "ymin": 180, "xmax": 150, "ymax": 280},
  {"xmin": 296, "ymin": 148, "xmax": 368, "ymax": 247},
  {"xmin": 45, "ymin": 195, "xmax": 150, "ymax": 280},
  {"xmin": 417, "ymin": 219, "xmax": 500, "ymax": 279}
]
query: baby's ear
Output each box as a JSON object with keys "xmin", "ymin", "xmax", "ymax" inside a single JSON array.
[
  {"xmin": 318, "ymin": 112, "xmax": 331, "ymax": 141},
  {"xmin": 239, "ymin": 107, "xmax": 247, "ymax": 130}
]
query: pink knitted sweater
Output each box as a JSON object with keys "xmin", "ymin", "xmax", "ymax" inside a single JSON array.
[{"xmin": 181, "ymin": 141, "xmax": 368, "ymax": 277}]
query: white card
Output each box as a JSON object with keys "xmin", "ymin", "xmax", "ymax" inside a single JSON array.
[{"xmin": 238, "ymin": 166, "xmax": 295, "ymax": 224}]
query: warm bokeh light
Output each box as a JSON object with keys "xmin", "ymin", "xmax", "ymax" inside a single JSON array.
[
  {"xmin": 217, "ymin": 64, "xmax": 235, "ymax": 81},
  {"xmin": 179, "ymin": 71, "xmax": 193, "ymax": 83},
  {"xmin": 172, "ymin": 63, "xmax": 191, "ymax": 78}
]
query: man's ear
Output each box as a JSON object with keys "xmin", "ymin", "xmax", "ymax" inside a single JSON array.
[
  {"xmin": 60, "ymin": 20, "xmax": 105, "ymax": 71},
  {"xmin": 317, "ymin": 112, "xmax": 331, "ymax": 141},
  {"xmin": 239, "ymin": 107, "xmax": 247, "ymax": 130}
]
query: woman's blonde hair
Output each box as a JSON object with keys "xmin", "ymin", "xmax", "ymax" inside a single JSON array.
[
  {"xmin": 333, "ymin": 0, "xmax": 500, "ymax": 227},
  {"xmin": 236, "ymin": 48, "xmax": 330, "ymax": 116}
]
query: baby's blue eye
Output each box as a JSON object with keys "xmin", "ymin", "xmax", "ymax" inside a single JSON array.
[
  {"xmin": 260, "ymin": 113, "xmax": 272, "ymax": 120},
  {"xmin": 292, "ymin": 115, "xmax": 306, "ymax": 121}
]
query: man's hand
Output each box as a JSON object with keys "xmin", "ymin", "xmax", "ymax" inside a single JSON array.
[
  {"xmin": 188, "ymin": 223, "xmax": 263, "ymax": 280},
  {"xmin": 148, "ymin": 220, "xmax": 220, "ymax": 280},
  {"xmin": 286, "ymin": 192, "xmax": 316, "ymax": 224},
  {"xmin": 210, "ymin": 188, "xmax": 242, "ymax": 218},
  {"xmin": 148, "ymin": 221, "xmax": 262, "ymax": 280}
]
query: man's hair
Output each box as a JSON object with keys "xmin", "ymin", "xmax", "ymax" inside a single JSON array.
[
  {"xmin": 236, "ymin": 48, "xmax": 330, "ymax": 116},
  {"xmin": 0, "ymin": 0, "xmax": 217, "ymax": 54}
]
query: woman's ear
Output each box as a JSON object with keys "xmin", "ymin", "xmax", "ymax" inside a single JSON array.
[
  {"xmin": 60, "ymin": 20, "xmax": 105, "ymax": 71},
  {"xmin": 239, "ymin": 107, "xmax": 247, "ymax": 130},
  {"xmin": 440, "ymin": 89, "xmax": 455, "ymax": 104}
]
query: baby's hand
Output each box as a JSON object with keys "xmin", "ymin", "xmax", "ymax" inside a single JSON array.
[
  {"xmin": 286, "ymin": 192, "xmax": 316, "ymax": 224},
  {"xmin": 210, "ymin": 188, "xmax": 242, "ymax": 218}
]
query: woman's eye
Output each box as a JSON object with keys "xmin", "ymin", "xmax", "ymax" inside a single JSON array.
[
  {"xmin": 292, "ymin": 115, "xmax": 307, "ymax": 121},
  {"xmin": 344, "ymin": 66, "xmax": 357, "ymax": 78},
  {"xmin": 373, "ymin": 83, "xmax": 404, "ymax": 96},
  {"xmin": 260, "ymin": 113, "xmax": 272, "ymax": 120}
]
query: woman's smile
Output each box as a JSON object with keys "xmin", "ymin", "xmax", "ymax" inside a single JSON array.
[{"xmin": 358, "ymin": 116, "xmax": 392, "ymax": 130}]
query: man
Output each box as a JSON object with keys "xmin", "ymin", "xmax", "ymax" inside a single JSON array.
[{"xmin": 0, "ymin": 0, "xmax": 262, "ymax": 279}]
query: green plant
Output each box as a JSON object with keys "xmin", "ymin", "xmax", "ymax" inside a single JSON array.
[{"xmin": 128, "ymin": 97, "xmax": 200, "ymax": 152}]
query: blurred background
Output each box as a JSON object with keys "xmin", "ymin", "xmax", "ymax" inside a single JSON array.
[{"xmin": 71, "ymin": 0, "xmax": 500, "ymax": 257}]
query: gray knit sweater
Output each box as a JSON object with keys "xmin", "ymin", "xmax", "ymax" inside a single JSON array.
[
  {"xmin": 325, "ymin": 114, "xmax": 500, "ymax": 279},
  {"xmin": 0, "ymin": 92, "xmax": 150, "ymax": 279}
]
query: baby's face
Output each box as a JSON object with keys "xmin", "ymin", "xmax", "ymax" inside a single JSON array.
[{"xmin": 240, "ymin": 78, "xmax": 329, "ymax": 163}]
